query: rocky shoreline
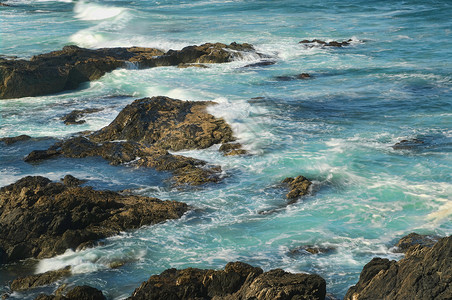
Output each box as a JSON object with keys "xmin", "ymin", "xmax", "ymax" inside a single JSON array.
[{"xmin": 0, "ymin": 43, "xmax": 259, "ymax": 99}]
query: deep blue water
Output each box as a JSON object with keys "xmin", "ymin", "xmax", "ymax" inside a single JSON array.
[{"xmin": 1, "ymin": 0, "xmax": 451, "ymax": 299}]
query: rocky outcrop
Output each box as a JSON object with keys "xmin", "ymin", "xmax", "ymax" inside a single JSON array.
[
  {"xmin": 394, "ymin": 232, "xmax": 440, "ymax": 253},
  {"xmin": 10, "ymin": 267, "xmax": 71, "ymax": 291},
  {"xmin": 282, "ymin": 176, "xmax": 312, "ymax": 200},
  {"xmin": 35, "ymin": 285, "xmax": 106, "ymax": 300},
  {"xmin": 26, "ymin": 96, "xmax": 245, "ymax": 185},
  {"xmin": 0, "ymin": 43, "xmax": 257, "ymax": 99},
  {"xmin": 288, "ymin": 245, "xmax": 335, "ymax": 257},
  {"xmin": 219, "ymin": 143, "xmax": 247, "ymax": 156},
  {"xmin": 299, "ymin": 39, "xmax": 353, "ymax": 47},
  {"xmin": 129, "ymin": 261, "xmax": 326, "ymax": 300},
  {"xmin": 0, "ymin": 134, "xmax": 31, "ymax": 145},
  {"xmin": 61, "ymin": 108, "xmax": 102, "ymax": 125},
  {"xmin": 0, "ymin": 175, "xmax": 188, "ymax": 263},
  {"xmin": 345, "ymin": 235, "xmax": 451, "ymax": 300}
]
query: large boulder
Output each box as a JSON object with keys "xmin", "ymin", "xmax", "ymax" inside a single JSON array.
[
  {"xmin": 394, "ymin": 232, "xmax": 440, "ymax": 253},
  {"xmin": 0, "ymin": 43, "xmax": 257, "ymax": 99},
  {"xmin": 129, "ymin": 261, "xmax": 326, "ymax": 300},
  {"xmin": 345, "ymin": 235, "xmax": 452, "ymax": 300},
  {"xmin": 282, "ymin": 176, "xmax": 312, "ymax": 200},
  {"xmin": 25, "ymin": 97, "xmax": 245, "ymax": 185},
  {"xmin": 0, "ymin": 176, "xmax": 188, "ymax": 263}
]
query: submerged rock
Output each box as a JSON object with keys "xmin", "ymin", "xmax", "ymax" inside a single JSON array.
[
  {"xmin": 35, "ymin": 285, "xmax": 106, "ymax": 300},
  {"xmin": 0, "ymin": 43, "xmax": 258, "ymax": 99},
  {"xmin": 391, "ymin": 138, "xmax": 425, "ymax": 150},
  {"xmin": 345, "ymin": 235, "xmax": 451, "ymax": 300},
  {"xmin": 288, "ymin": 245, "xmax": 336, "ymax": 257},
  {"xmin": 0, "ymin": 135, "xmax": 31, "ymax": 145},
  {"xmin": 26, "ymin": 96, "xmax": 245, "ymax": 185},
  {"xmin": 299, "ymin": 39, "xmax": 353, "ymax": 47},
  {"xmin": 275, "ymin": 73, "xmax": 311, "ymax": 81},
  {"xmin": 11, "ymin": 267, "xmax": 71, "ymax": 291},
  {"xmin": 282, "ymin": 176, "xmax": 312, "ymax": 200},
  {"xmin": 394, "ymin": 232, "xmax": 440, "ymax": 253},
  {"xmin": 61, "ymin": 108, "xmax": 103, "ymax": 125},
  {"xmin": 129, "ymin": 261, "xmax": 326, "ymax": 300},
  {"xmin": 0, "ymin": 176, "xmax": 188, "ymax": 263}
]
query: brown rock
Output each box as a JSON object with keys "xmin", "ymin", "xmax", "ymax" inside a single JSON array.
[
  {"xmin": 0, "ymin": 176, "xmax": 188, "ymax": 263},
  {"xmin": 0, "ymin": 43, "xmax": 258, "ymax": 99},
  {"xmin": 0, "ymin": 135, "xmax": 31, "ymax": 145},
  {"xmin": 128, "ymin": 261, "xmax": 325, "ymax": 300},
  {"xmin": 345, "ymin": 235, "xmax": 452, "ymax": 300},
  {"xmin": 299, "ymin": 39, "xmax": 353, "ymax": 47},
  {"xmin": 10, "ymin": 266, "xmax": 71, "ymax": 291},
  {"xmin": 34, "ymin": 285, "xmax": 106, "ymax": 300},
  {"xmin": 288, "ymin": 245, "xmax": 336, "ymax": 256},
  {"xmin": 282, "ymin": 176, "xmax": 312, "ymax": 200},
  {"xmin": 219, "ymin": 143, "xmax": 247, "ymax": 156},
  {"xmin": 391, "ymin": 138, "xmax": 424, "ymax": 150}
]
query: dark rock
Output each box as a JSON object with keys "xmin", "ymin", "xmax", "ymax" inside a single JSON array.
[
  {"xmin": 345, "ymin": 235, "xmax": 452, "ymax": 300},
  {"xmin": 0, "ymin": 135, "xmax": 31, "ymax": 145},
  {"xmin": 297, "ymin": 73, "xmax": 311, "ymax": 79},
  {"xmin": 61, "ymin": 175, "xmax": 86, "ymax": 187},
  {"xmin": 0, "ymin": 247, "xmax": 6, "ymax": 264},
  {"xmin": 11, "ymin": 266, "xmax": 71, "ymax": 291},
  {"xmin": 0, "ymin": 43, "xmax": 259, "ymax": 99},
  {"xmin": 394, "ymin": 232, "xmax": 440, "ymax": 253},
  {"xmin": 0, "ymin": 176, "xmax": 188, "ymax": 263},
  {"xmin": 27, "ymin": 96, "xmax": 241, "ymax": 185},
  {"xmin": 392, "ymin": 138, "xmax": 424, "ymax": 150},
  {"xmin": 34, "ymin": 285, "xmax": 106, "ymax": 300},
  {"xmin": 288, "ymin": 245, "xmax": 335, "ymax": 257},
  {"xmin": 0, "ymin": 3, "xmax": 10, "ymax": 7},
  {"xmin": 219, "ymin": 143, "xmax": 247, "ymax": 156},
  {"xmin": 282, "ymin": 176, "xmax": 312, "ymax": 200},
  {"xmin": 129, "ymin": 261, "xmax": 325, "ymax": 300},
  {"xmin": 299, "ymin": 39, "xmax": 353, "ymax": 47},
  {"xmin": 243, "ymin": 61, "xmax": 276, "ymax": 68},
  {"xmin": 177, "ymin": 63, "xmax": 209, "ymax": 68},
  {"xmin": 61, "ymin": 108, "xmax": 102, "ymax": 125},
  {"xmin": 24, "ymin": 149, "xmax": 61, "ymax": 162}
]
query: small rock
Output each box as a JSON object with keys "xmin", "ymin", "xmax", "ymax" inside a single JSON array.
[
  {"xmin": 299, "ymin": 39, "xmax": 353, "ymax": 47},
  {"xmin": 282, "ymin": 175, "xmax": 312, "ymax": 200},
  {"xmin": 0, "ymin": 135, "xmax": 31, "ymax": 145},
  {"xmin": 297, "ymin": 73, "xmax": 311, "ymax": 79},
  {"xmin": 24, "ymin": 149, "xmax": 61, "ymax": 162},
  {"xmin": 219, "ymin": 143, "xmax": 247, "ymax": 156},
  {"xmin": 288, "ymin": 245, "xmax": 335, "ymax": 256},
  {"xmin": 61, "ymin": 108, "xmax": 102, "ymax": 125},
  {"xmin": 392, "ymin": 138, "xmax": 425, "ymax": 150},
  {"xmin": 243, "ymin": 61, "xmax": 276, "ymax": 68},
  {"xmin": 177, "ymin": 63, "xmax": 208, "ymax": 68}
]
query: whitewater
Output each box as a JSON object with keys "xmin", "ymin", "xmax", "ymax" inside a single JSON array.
[{"xmin": 0, "ymin": 0, "xmax": 451, "ymax": 299}]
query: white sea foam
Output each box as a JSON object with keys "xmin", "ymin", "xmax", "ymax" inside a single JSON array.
[{"xmin": 74, "ymin": 1, "xmax": 127, "ymax": 21}]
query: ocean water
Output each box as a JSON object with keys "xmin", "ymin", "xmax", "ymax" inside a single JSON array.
[{"xmin": 0, "ymin": 0, "xmax": 451, "ymax": 299}]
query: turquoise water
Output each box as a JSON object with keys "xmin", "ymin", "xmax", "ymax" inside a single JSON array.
[{"xmin": 1, "ymin": 0, "xmax": 451, "ymax": 299}]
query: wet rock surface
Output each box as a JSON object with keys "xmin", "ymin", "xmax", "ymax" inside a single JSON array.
[
  {"xmin": 34, "ymin": 285, "xmax": 106, "ymax": 300},
  {"xmin": 219, "ymin": 142, "xmax": 247, "ymax": 156},
  {"xmin": 129, "ymin": 261, "xmax": 326, "ymax": 300},
  {"xmin": 299, "ymin": 39, "xmax": 353, "ymax": 47},
  {"xmin": 0, "ymin": 176, "xmax": 188, "ymax": 263},
  {"xmin": 26, "ymin": 96, "xmax": 245, "ymax": 185},
  {"xmin": 0, "ymin": 43, "xmax": 257, "ymax": 99},
  {"xmin": 345, "ymin": 235, "xmax": 452, "ymax": 300},
  {"xmin": 275, "ymin": 73, "xmax": 311, "ymax": 81},
  {"xmin": 282, "ymin": 176, "xmax": 312, "ymax": 200},
  {"xmin": 288, "ymin": 245, "xmax": 336, "ymax": 257},
  {"xmin": 10, "ymin": 267, "xmax": 71, "ymax": 291},
  {"xmin": 0, "ymin": 135, "xmax": 31, "ymax": 145},
  {"xmin": 392, "ymin": 138, "xmax": 425, "ymax": 150},
  {"xmin": 394, "ymin": 232, "xmax": 440, "ymax": 253},
  {"xmin": 61, "ymin": 108, "xmax": 103, "ymax": 125}
]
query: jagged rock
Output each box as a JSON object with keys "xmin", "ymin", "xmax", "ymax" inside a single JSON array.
[
  {"xmin": 243, "ymin": 61, "xmax": 276, "ymax": 68},
  {"xmin": 0, "ymin": 43, "xmax": 258, "ymax": 99},
  {"xmin": 26, "ymin": 96, "xmax": 245, "ymax": 185},
  {"xmin": 61, "ymin": 108, "xmax": 103, "ymax": 125},
  {"xmin": 129, "ymin": 261, "xmax": 326, "ymax": 300},
  {"xmin": 282, "ymin": 176, "xmax": 312, "ymax": 200},
  {"xmin": 0, "ymin": 135, "xmax": 31, "ymax": 145},
  {"xmin": 394, "ymin": 232, "xmax": 440, "ymax": 253},
  {"xmin": 345, "ymin": 235, "xmax": 452, "ymax": 300},
  {"xmin": 299, "ymin": 39, "xmax": 353, "ymax": 47},
  {"xmin": 34, "ymin": 285, "xmax": 106, "ymax": 300},
  {"xmin": 392, "ymin": 138, "xmax": 424, "ymax": 150},
  {"xmin": 219, "ymin": 143, "xmax": 247, "ymax": 156},
  {"xmin": 10, "ymin": 266, "xmax": 71, "ymax": 291},
  {"xmin": 0, "ymin": 176, "xmax": 188, "ymax": 263}
]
